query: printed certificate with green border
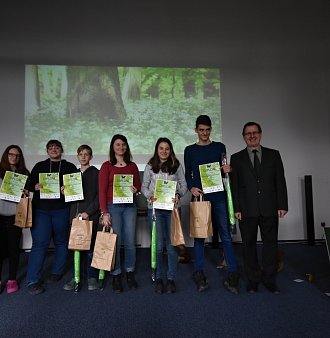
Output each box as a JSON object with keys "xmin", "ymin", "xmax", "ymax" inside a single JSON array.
[
  {"xmin": 0, "ymin": 171, "xmax": 28, "ymax": 202},
  {"xmin": 63, "ymin": 172, "xmax": 84, "ymax": 202},
  {"xmin": 153, "ymin": 179, "xmax": 177, "ymax": 210},
  {"xmin": 39, "ymin": 173, "xmax": 60, "ymax": 199},
  {"xmin": 199, "ymin": 162, "xmax": 224, "ymax": 194},
  {"xmin": 113, "ymin": 174, "xmax": 133, "ymax": 203}
]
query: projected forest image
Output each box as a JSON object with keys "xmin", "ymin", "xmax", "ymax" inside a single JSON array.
[{"xmin": 25, "ymin": 65, "xmax": 221, "ymax": 155}]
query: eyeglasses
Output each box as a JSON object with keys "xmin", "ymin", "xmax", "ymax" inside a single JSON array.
[
  {"xmin": 244, "ymin": 131, "xmax": 260, "ymax": 137},
  {"xmin": 8, "ymin": 153, "xmax": 21, "ymax": 158}
]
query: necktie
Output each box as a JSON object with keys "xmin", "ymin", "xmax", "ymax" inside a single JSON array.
[{"xmin": 252, "ymin": 149, "xmax": 260, "ymax": 176}]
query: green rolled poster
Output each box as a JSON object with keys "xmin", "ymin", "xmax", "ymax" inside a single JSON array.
[
  {"xmin": 224, "ymin": 173, "xmax": 236, "ymax": 234},
  {"xmin": 98, "ymin": 219, "xmax": 107, "ymax": 289},
  {"xmin": 99, "ymin": 269, "xmax": 105, "ymax": 280},
  {"xmin": 151, "ymin": 208, "xmax": 157, "ymax": 269},
  {"xmin": 74, "ymin": 250, "xmax": 80, "ymax": 283}
]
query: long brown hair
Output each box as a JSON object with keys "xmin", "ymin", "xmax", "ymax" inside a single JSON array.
[
  {"xmin": 109, "ymin": 134, "xmax": 132, "ymax": 165},
  {"xmin": 0, "ymin": 145, "xmax": 29, "ymax": 179},
  {"xmin": 148, "ymin": 138, "xmax": 180, "ymax": 175}
]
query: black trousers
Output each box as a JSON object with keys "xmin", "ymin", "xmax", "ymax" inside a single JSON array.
[
  {"xmin": 0, "ymin": 215, "xmax": 22, "ymax": 280},
  {"xmin": 239, "ymin": 216, "xmax": 278, "ymax": 284}
]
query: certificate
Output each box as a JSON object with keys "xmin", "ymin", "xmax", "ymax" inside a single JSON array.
[
  {"xmin": 39, "ymin": 173, "xmax": 60, "ymax": 199},
  {"xmin": 113, "ymin": 174, "xmax": 133, "ymax": 203},
  {"xmin": 63, "ymin": 172, "xmax": 84, "ymax": 202},
  {"xmin": 153, "ymin": 179, "xmax": 177, "ymax": 210},
  {"xmin": 0, "ymin": 171, "xmax": 28, "ymax": 202},
  {"xmin": 199, "ymin": 162, "xmax": 224, "ymax": 194}
]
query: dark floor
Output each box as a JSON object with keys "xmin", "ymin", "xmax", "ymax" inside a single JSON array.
[
  {"xmin": 5, "ymin": 241, "xmax": 330, "ymax": 294},
  {"xmin": 0, "ymin": 242, "xmax": 330, "ymax": 338}
]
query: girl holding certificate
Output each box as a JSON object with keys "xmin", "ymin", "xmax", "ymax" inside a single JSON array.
[
  {"xmin": 0, "ymin": 145, "xmax": 29, "ymax": 294},
  {"xmin": 141, "ymin": 137, "xmax": 187, "ymax": 294},
  {"xmin": 99, "ymin": 134, "xmax": 141, "ymax": 293}
]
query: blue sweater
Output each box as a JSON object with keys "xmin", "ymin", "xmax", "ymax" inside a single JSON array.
[{"xmin": 184, "ymin": 141, "xmax": 226, "ymax": 202}]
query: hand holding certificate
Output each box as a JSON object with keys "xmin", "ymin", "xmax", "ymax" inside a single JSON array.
[
  {"xmin": 113, "ymin": 174, "xmax": 133, "ymax": 203},
  {"xmin": 199, "ymin": 162, "xmax": 224, "ymax": 194},
  {"xmin": 39, "ymin": 173, "xmax": 60, "ymax": 199},
  {"xmin": 63, "ymin": 172, "xmax": 84, "ymax": 202},
  {"xmin": 153, "ymin": 179, "xmax": 177, "ymax": 210},
  {"xmin": 0, "ymin": 171, "xmax": 28, "ymax": 202}
]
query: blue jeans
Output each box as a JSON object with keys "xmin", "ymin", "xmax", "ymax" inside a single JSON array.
[
  {"xmin": 194, "ymin": 199, "xmax": 237, "ymax": 273},
  {"xmin": 108, "ymin": 203, "xmax": 137, "ymax": 276},
  {"xmin": 27, "ymin": 208, "xmax": 70, "ymax": 285},
  {"xmin": 148, "ymin": 209, "xmax": 178, "ymax": 281}
]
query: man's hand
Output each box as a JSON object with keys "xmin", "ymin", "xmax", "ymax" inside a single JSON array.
[{"xmin": 278, "ymin": 210, "xmax": 288, "ymax": 218}]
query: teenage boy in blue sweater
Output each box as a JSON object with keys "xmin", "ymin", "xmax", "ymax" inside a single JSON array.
[{"xmin": 184, "ymin": 115, "xmax": 239, "ymax": 293}]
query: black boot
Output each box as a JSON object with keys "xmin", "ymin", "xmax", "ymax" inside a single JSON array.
[
  {"xmin": 154, "ymin": 279, "xmax": 164, "ymax": 294},
  {"xmin": 112, "ymin": 274, "xmax": 123, "ymax": 293},
  {"xmin": 223, "ymin": 272, "xmax": 239, "ymax": 294},
  {"xmin": 126, "ymin": 272, "xmax": 138, "ymax": 289},
  {"xmin": 193, "ymin": 271, "xmax": 209, "ymax": 292},
  {"xmin": 178, "ymin": 245, "xmax": 192, "ymax": 264}
]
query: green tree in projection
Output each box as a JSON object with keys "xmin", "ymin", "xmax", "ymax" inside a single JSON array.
[
  {"xmin": 142, "ymin": 68, "xmax": 180, "ymax": 99},
  {"xmin": 25, "ymin": 65, "xmax": 40, "ymax": 115},
  {"xmin": 140, "ymin": 68, "xmax": 220, "ymax": 101},
  {"xmin": 142, "ymin": 68, "xmax": 161, "ymax": 98},
  {"xmin": 38, "ymin": 65, "xmax": 67, "ymax": 101},
  {"xmin": 121, "ymin": 67, "xmax": 141, "ymax": 103},
  {"xmin": 25, "ymin": 65, "xmax": 221, "ymax": 155},
  {"xmin": 182, "ymin": 69, "xmax": 197, "ymax": 98},
  {"xmin": 66, "ymin": 66, "xmax": 126, "ymax": 120},
  {"xmin": 203, "ymin": 69, "xmax": 220, "ymax": 98}
]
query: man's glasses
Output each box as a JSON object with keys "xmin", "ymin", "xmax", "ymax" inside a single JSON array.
[{"xmin": 244, "ymin": 131, "xmax": 260, "ymax": 137}]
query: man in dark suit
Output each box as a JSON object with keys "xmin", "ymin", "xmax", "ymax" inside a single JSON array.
[{"xmin": 230, "ymin": 122, "xmax": 288, "ymax": 294}]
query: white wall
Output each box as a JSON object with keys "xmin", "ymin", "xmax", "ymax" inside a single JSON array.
[
  {"xmin": 0, "ymin": 0, "xmax": 329, "ymax": 243},
  {"xmin": 222, "ymin": 67, "xmax": 330, "ymax": 240}
]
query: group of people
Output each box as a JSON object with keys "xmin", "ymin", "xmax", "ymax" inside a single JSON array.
[{"xmin": 0, "ymin": 114, "xmax": 288, "ymax": 297}]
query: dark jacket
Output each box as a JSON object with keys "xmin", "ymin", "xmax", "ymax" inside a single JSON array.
[
  {"xmin": 30, "ymin": 158, "xmax": 77, "ymax": 210},
  {"xmin": 69, "ymin": 165, "xmax": 100, "ymax": 224},
  {"xmin": 230, "ymin": 146, "xmax": 288, "ymax": 217}
]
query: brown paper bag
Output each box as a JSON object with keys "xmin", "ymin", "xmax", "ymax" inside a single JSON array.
[
  {"xmin": 189, "ymin": 196, "xmax": 213, "ymax": 238},
  {"xmin": 170, "ymin": 207, "xmax": 185, "ymax": 246},
  {"xmin": 68, "ymin": 218, "xmax": 93, "ymax": 250},
  {"xmin": 15, "ymin": 197, "xmax": 32, "ymax": 228},
  {"xmin": 91, "ymin": 226, "xmax": 117, "ymax": 271}
]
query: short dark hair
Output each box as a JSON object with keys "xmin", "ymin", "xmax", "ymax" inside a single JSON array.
[
  {"xmin": 46, "ymin": 139, "xmax": 63, "ymax": 152},
  {"xmin": 196, "ymin": 115, "xmax": 212, "ymax": 128},
  {"xmin": 77, "ymin": 144, "xmax": 93, "ymax": 156},
  {"xmin": 242, "ymin": 122, "xmax": 262, "ymax": 135},
  {"xmin": 109, "ymin": 134, "xmax": 132, "ymax": 165}
]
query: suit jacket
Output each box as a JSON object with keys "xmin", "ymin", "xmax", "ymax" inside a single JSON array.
[{"xmin": 230, "ymin": 146, "xmax": 288, "ymax": 217}]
